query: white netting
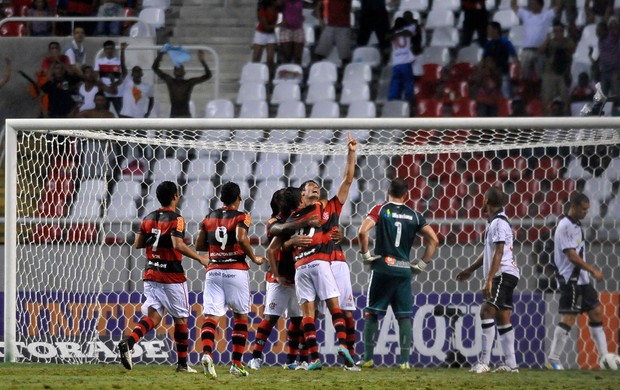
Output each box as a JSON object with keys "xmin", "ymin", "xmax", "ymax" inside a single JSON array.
[{"xmin": 4, "ymin": 122, "xmax": 620, "ymax": 369}]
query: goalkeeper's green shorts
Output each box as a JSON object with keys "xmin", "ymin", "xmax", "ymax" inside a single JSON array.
[{"xmin": 364, "ymin": 270, "xmax": 412, "ymax": 318}]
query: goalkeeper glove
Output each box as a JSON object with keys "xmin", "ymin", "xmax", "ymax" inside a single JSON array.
[
  {"xmin": 410, "ymin": 260, "xmax": 429, "ymax": 275},
  {"xmin": 359, "ymin": 251, "xmax": 381, "ymax": 264}
]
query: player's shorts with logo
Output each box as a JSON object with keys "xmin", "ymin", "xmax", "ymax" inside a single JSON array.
[
  {"xmin": 263, "ymin": 281, "xmax": 302, "ymax": 318},
  {"xmin": 485, "ymin": 273, "xmax": 519, "ymax": 310},
  {"xmin": 365, "ymin": 269, "xmax": 413, "ymax": 318},
  {"xmin": 202, "ymin": 268, "xmax": 250, "ymax": 316},
  {"xmin": 142, "ymin": 280, "xmax": 190, "ymax": 318},
  {"xmin": 558, "ymin": 281, "xmax": 600, "ymax": 314},
  {"xmin": 331, "ymin": 261, "xmax": 356, "ymax": 311},
  {"xmin": 294, "ymin": 260, "xmax": 340, "ymax": 305}
]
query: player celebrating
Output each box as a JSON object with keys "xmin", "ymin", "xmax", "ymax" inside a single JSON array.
[
  {"xmin": 456, "ymin": 186, "xmax": 520, "ymax": 373},
  {"xmin": 118, "ymin": 181, "xmax": 210, "ymax": 373},
  {"xmin": 546, "ymin": 192, "xmax": 612, "ymax": 370},
  {"xmin": 196, "ymin": 182, "xmax": 264, "ymax": 378},
  {"xmin": 357, "ymin": 178, "xmax": 439, "ymax": 369}
]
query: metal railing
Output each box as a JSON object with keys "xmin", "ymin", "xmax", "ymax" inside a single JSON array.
[{"xmin": 0, "ymin": 16, "xmax": 147, "ymax": 35}]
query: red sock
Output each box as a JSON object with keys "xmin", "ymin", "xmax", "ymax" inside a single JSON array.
[
  {"xmin": 200, "ymin": 318, "xmax": 217, "ymax": 355},
  {"xmin": 128, "ymin": 317, "xmax": 155, "ymax": 348},
  {"xmin": 232, "ymin": 318, "xmax": 248, "ymax": 366},
  {"xmin": 174, "ymin": 323, "xmax": 189, "ymax": 366},
  {"xmin": 330, "ymin": 308, "xmax": 347, "ymax": 346},
  {"xmin": 301, "ymin": 317, "xmax": 319, "ymax": 361},
  {"xmin": 252, "ymin": 317, "xmax": 277, "ymax": 359}
]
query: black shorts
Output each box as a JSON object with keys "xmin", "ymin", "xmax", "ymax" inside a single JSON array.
[
  {"xmin": 558, "ymin": 282, "xmax": 601, "ymax": 314},
  {"xmin": 485, "ymin": 273, "xmax": 519, "ymax": 310}
]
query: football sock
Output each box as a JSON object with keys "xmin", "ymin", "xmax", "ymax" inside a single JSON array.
[
  {"xmin": 330, "ymin": 308, "xmax": 348, "ymax": 346},
  {"xmin": 589, "ymin": 321, "xmax": 608, "ymax": 357},
  {"xmin": 398, "ymin": 318, "xmax": 412, "ymax": 364},
  {"xmin": 200, "ymin": 318, "xmax": 218, "ymax": 355},
  {"xmin": 252, "ymin": 316, "xmax": 278, "ymax": 359},
  {"xmin": 497, "ymin": 324, "xmax": 517, "ymax": 368},
  {"xmin": 363, "ymin": 313, "xmax": 379, "ymax": 362},
  {"xmin": 232, "ymin": 318, "xmax": 248, "ymax": 366},
  {"xmin": 302, "ymin": 317, "xmax": 320, "ymax": 360},
  {"xmin": 174, "ymin": 323, "xmax": 189, "ymax": 367},
  {"xmin": 128, "ymin": 317, "xmax": 155, "ymax": 349},
  {"xmin": 548, "ymin": 322, "xmax": 571, "ymax": 362},
  {"xmin": 345, "ymin": 315, "xmax": 356, "ymax": 357},
  {"xmin": 480, "ymin": 319, "xmax": 496, "ymax": 365},
  {"xmin": 286, "ymin": 317, "xmax": 302, "ymax": 364}
]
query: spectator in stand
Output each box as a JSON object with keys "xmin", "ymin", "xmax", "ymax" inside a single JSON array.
[
  {"xmin": 73, "ymin": 92, "xmax": 115, "ymax": 118},
  {"xmin": 65, "ymin": 26, "xmax": 87, "ymax": 67},
  {"xmin": 540, "ymin": 21, "xmax": 575, "ymax": 114},
  {"xmin": 0, "ymin": 58, "xmax": 11, "ymax": 89},
  {"xmin": 279, "ymin": 0, "xmax": 307, "ymax": 64},
  {"xmin": 96, "ymin": 0, "xmax": 126, "ymax": 36},
  {"xmin": 41, "ymin": 61, "xmax": 82, "ymax": 118},
  {"xmin": 41, "ymin": 41, "xmax": 73, "ymax": 74},
  {"xmin": 482, "ymin": 21, "xmax": 519, "ymax": 98},
  {"xmin": 548, "ymin": 96, "xmax": 567, "ymax": 116},
  {"xmin": 387, "ymin": 18, "xmax": 415, "ymax": 112},
  {"xmin": 461, "ymin": 0, "xmax": 488, "ymax": 47},
  {"xmin": 474, "ymin": 56, "xmax": 503, "ymax": 117},
  {"xmin": 585, "ymin": 0, "xmax": 613, "ymax": 24},
  {"xmin": 119, "ymin": 66, "xmax": 154, "ymax": 118},
  {"xmin": 570, "ymin": 72, "xmax": 596, "ymax": 102},
  {"xmin": 94, "ymin": 40, "xmax": 125, "ymax": 114},
  {"xmin": 27, "ymin": 0, "xmax": 55, "ymax": 37},
  {"xmin": 403, "ymin": 11, "xmax": 423, "ymax": 78},
  {"xmin": 57, "ymin": 0, "xmax": 98, "ymax": 36},
  {"xmin": 77, "ymin": 65, "xmax": 103, "ymax": 111},
  {"xmin": 595, "ymin": 18, "xmax": 620, "ymax": 102},
  {"xmin": 357, "ymin": 0, "xmax": 391, "ymax": 62},
  {"xmin": 314, "ymin": 0, "xmax": 353, "ymax": 65},
  {"xmin": 511, "ymin": 0, "xmax": 562, "ymax": 82},
  {"xmin": 252, "ymin": 0, "xmax": 279, "ymax": 78}
]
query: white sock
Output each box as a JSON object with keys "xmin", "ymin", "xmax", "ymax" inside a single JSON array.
[
  {"xmin": 480, "ymin": 319, "xmax": 496, "ymax": 365},
  {"xmin": 548, "ymin": 323, "xmax": 571, "ymax": 362},
  {"xmin": 589, "ymin": 322, "xmax": 608, "ymax": 357},
  {"xmin": 498, "ymin": 324, "xmax": 517, "ymax": 369}
]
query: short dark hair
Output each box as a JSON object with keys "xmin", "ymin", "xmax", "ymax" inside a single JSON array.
[
  {"xmin": 388, "ymin": 178, "xmax": 409, "ymax": 198},
  {"xmin": 48, "ymin": 41, "xmax": 61, "ymax": 49},
  {"xmin": 485, "ymin": 186, "xmax": 507, "ymax": 208},
  {"xmin": 282, "ymin": 186, "xmax": 302, "ymax": 214},
  {"xmin": 489, "ymin": 21, "xmax": 502, "ymax": 34},
  {"xmin": 569, "ymin": 192, "xmax": 589, "ymax": 207},
  {"xmin": 534, "ymin": 0, "xmax": 544, "ymax": 6},
  {"xmin": 103, "ymin": 40, "xmax": 115, "ymax": 48},
  {"xmin": 94, "ymin": 91, "xmax": 106, "ymax": 99},
  {"xmin": 156, "ymin": 181, "xmax": 178, "ymax": 207},
  {"xmin": 299, "ymin": 180, "xmax": 318, "ymax": 192},
  {"xmin": 553, "ymin": 20, "xmax": 564, "ymax": 29},
  {"xmin": 220, "ymin": 182, "xmax": 241, "ymax": 205},
  {"xmin": 270, "ymin": 188, "xmax": 286, "ymax": 217}
]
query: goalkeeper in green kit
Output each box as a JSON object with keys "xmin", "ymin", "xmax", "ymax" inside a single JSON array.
[{"xmin": 356, "ymin": 178, "xmax": 439, "ymax": 368}]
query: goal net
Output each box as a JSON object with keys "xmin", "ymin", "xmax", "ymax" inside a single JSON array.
[{"xmin": 3, "ymin": 119, "xmax": 620, "ymax": 369}]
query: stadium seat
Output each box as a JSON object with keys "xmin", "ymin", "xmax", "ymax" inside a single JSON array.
[
  {"xmin": 429, "ymin": 26, "xmax": 460, "ymax": 48},
  {"xmin": 346, "ymin": 100, "xmax": 376, "ymax": 118},
  {"xmin": 533, "ymin": 156, "xmax": 561, "ymax": 179},
  {"xmin": 449, "ymin": 62, "xmax": 475, "ymax": 84},
  {"xmin": 70, "ymin": 179, "xmax": 106, "ymax": 219},
  {"xmin": 416, "ymin": 98, "xmax": 443, "ymax": 117},
  {"xmin": 181, "ymin": 180, "xmax": 216, "ymax": 221},
  {"xmin": 139, "ymin": 8, "xmax": 165, "ymax": 29},
  {"xmin": 205, "ymin": 99, "xmax": 234, "ymax": 118},
  {"xmin": 304, "ymin": 24, "xmax": 315, "ymax": 46},
  {"xmin": 271, "ymin": 83, "xmax": 301, "ymax": 105},
  {"xmin": 240, "ymin": 62, "xmax": 270, "ymax": 84},
  {"xmin": 3, "ymin": 5, "xmax": 14, "ymax": 16},
  {"xmin": 307, "ymin": 61, "xmax": 338, "ymax": 85},
  {"xmin": 451, "ymin": 98, "xmax": 476, "ymax": 117},
  {"xmin": 421, "ymin": 63, "xmax": 444, "ymax": 84},
  {"xmin": 351, "ymin": 46, "xmax": 382, "ymax": 68},
  {"xmin": 290, "ymin": 154, "xmax": 321, "ymax": 179},
  {"xmin": 305, "ymin": 82, "xmax": 336, "ymax": 104},
  {"xmin": 425, "ymin": 9, "xmax": 455, "ymax": 29},
  {"xmin": 498, "ymin": 98, "xmax": 512, "ymax": 116},
  {"xmin": 200, "ymin": 129, "xmax": 231, "ymax": 142},
  {"xmin": 583, "ymin": 176, "xmax": 614, "ymax": 201},
  {"xmin": 443, "ymin": 80, "xmax": 470, "ymax": 101},
  {"xmin": 239, "ymin": 100, "xmax": 268, "ymax": 118},
  {"xmin": 236, "ymin": 82, "xmax": 267, "ymax": 104},
  {"xmin": 429, "ymin": 153, "xmax": 459, "ymax": 180},
  {"xmin": 310, "ymin": 100, "xmax": 340, "ymax": 118},
  {"xmin": 276, "ymin": 100, "xmax": 306, "ymax": 118},
  {"xmin": 273, "ymin": 63, "xmax": 304, "ymax": 84},
  {"xmin": 431, "ymin": 0, "xmax": 459, "ymax": 11},
  {"xmin": 340, "ymin": 81, "xmax": 370, "ymax": 105},
  {"xmin": 381, "ymin": 100, "xmax": 410, "ymax": 117},
  {"xmin": 417, "ymin": 47, "xmax": 450, "ymax": 67},
  {"xmin": 255, "ymin": 154, "xmax": 286, "ymax": 179},
  {"xmin": 342, "ymin": 62, "xmax": 372, "ymax": 84},
  {"xmin": 129, "ymin": 22, "xmax": 156, "ymax": 37},
  {"xmin": 222, "ymin": 151, "xmax": 254, "ymax": 181},
  {"xmin": 107, "ymin": 180, "xmax": 141, "ymax": 221},
  {"xmin": 500, "ymin": 156, "xmax": 528, "ymax": 180},
  {"xmin": 231, "ymin": 129, "xmax": 264, "ymax": 143},
  {"xmin": 456, "ymin": 45, "xmax": 483, "ymax": 64},
  {"xmin": 142, "ymin": 0, "xmax": 170, "ymax": 9},
  {"xmin": 398, "ymin": 0, "xmax": 428, "ymax": 11},
  {"xmin": 0, "ymin": 22, "xmax": 25, "ymax": 36},
  {"xmin": 492, "ymin": 9, "xmax": 520, "ymax": 29},
  {"xmin": 187, "ymin": 158, "xmax": 216, "ymax": 181},
  {"xmin": 152, "ymin": 157, "xmax": 182, "ymax": 183}
]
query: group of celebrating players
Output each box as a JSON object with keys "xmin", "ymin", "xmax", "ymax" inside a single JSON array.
[{"xmin": 116, "ymin": 131, "xmax": 615, "ymax": 376}]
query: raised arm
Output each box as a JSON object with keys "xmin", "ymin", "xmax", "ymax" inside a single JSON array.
[
  {"xmin": 335, "ymin": 131, "xmax": 358, "ymax": 204},
  {"xmin": 189, "ymin": 50, "xmax": 212, "ymax": 85},
  {"xmin": 152, "ymin": 51, "xmax": 172, "ymax": 81},
  {"xmin": 120, "ymin": 42, "xmax": 128, "ymax": 79}
]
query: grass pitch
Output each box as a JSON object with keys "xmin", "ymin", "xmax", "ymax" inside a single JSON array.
[{"xmin": 1, "ymin": 363, "xmax": 619, "ymax": 390}]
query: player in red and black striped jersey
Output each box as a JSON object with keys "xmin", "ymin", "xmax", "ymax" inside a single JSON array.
[
  {"xmin": 118, "ymin": 181, "xmax": 210, "ymax": 373},
  {"xmin": 195, "ymin": 182, "xmax": 264, "ymax": 378}
]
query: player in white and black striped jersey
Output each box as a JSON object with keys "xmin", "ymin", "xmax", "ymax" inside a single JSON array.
[{"xmin": 456, "ymin": 186, "xmax": 521, "ymax": 373}]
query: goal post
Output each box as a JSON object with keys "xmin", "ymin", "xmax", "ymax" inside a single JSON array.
[{"xmin": 4, "ymin": 118, "xmax": 620, "ymax": 368}]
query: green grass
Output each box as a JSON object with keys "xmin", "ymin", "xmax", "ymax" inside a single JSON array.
[{"xmin": 1, "ymin": 364, "xmax": 619, "ymax": 390}]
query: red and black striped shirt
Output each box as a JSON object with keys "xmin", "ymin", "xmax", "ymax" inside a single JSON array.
[
  {"xmin": 288, "ymin": 202, "xmax": 330, "ymax": 268},
  {"xmin": 265, "ymin": 214, "xmax": 296, "ymax": 282},
  {"xmin": 139, "ymin": 208, "xmax": 186, "ymax": 284},
  {"xmin": 322, "ymin": 196, "xmax": 346, "ymax": 262},
  {"xmin": 201, "ymin": 206, "xmax": 251, "ymax": 271}
]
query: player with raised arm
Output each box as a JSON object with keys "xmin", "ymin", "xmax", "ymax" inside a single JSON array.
[
  {"xmin": 357, "ymin": 178, "xmax": 439, "ymax": 369},
  {"xmin": 266, "ymin": 187, "xmax": 357, "ymax": 371},
  {"xmin": 196, "ymin": 182, "xmax": 264, "ymax": 378},
  {"xmin": 546, "ymin": 192, "xmax": 617, "ymax": 370},
  {"xmin": 118, "ymin": 181, "xmax": 210, "ymax": 373},
  {"xmin": 456, "ymin": 186, "xmax": 520, "ymax": 373}
]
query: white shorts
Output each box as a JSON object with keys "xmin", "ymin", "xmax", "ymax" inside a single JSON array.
[
  {"xmin": 294, "ymin": 261, "xmax": 340, "ymax": 305},
  {"xmin": 331, "ymin": 261, "xmax": 356, "ymax": 311},
  {"xmin": 263, "ymin": 281, "xmax": 302, "ymax": 318},
  {"xmin": 253, "ymin": 31, "xmax": 277, "ymax": 45},
  {"xmin": 142, "ymin": 280, "xmax": 190, "ymax": 319},
  {"xmin": 202, "ymin": 269, "xmax": 250, "ymax": 316}
]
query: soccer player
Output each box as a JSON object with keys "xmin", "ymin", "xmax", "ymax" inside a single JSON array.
[
  {"xmin": 357, "ymin": 178, "xmax": 439, "ymax": 369},
  {"xmin": 196, "ymin": 182, "xmax": 264, "ymax": 378},
  {"xmin": 456, "ymin": 186, "xmax": 520, "ymax": 373},
  {"xmin": 266, "ymin": 187, "xmax": 357, "ymax": 371},
  {"xmin": 248, "ymin": 187, "xmax": 315, "ymax": 371},
  {"xmin": 118, "ymin": 181, "xmax": 210, "ymax": 373},
  {"xmin": 546, "ymin": 192, "xmax": 610, "ymax": 370}
]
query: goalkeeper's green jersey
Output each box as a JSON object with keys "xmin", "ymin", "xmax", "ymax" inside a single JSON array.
[{"xmin": 367, "ymin": 201, "xmax": 427, "ymax": 276}]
